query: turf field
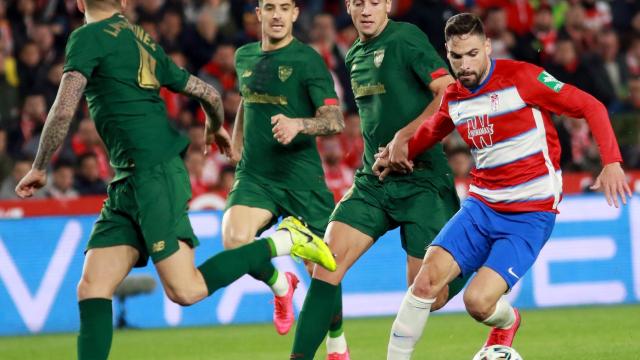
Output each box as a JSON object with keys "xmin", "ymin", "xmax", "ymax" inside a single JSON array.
[{"xmin": 1, "ymin": 304, "xmax": 638, "ymax": 359}]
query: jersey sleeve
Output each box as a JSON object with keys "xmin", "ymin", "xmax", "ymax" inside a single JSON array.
[
  {"xmin": 515, "ymin": 62, "xmax": 622, "ymax": 165},
  {"xmin": 304, "ymin": 51, "xmax": 339, "ymax": 109},
  {"xmin": 63, "ymin": 28, "xmax": 103, "ymax": 79},
  {"xmin": 408, "ymin": 90, "xmax": 456, "ymax": 159},
  {"xmin": 156, "ymin": 45, "xmax": 190, "ymax": 92},
  {"xmin": 402, "ymin": 26, "xmax": 450, "ymax": 88}
]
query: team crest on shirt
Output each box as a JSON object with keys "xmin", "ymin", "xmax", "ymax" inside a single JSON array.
[
  {"xmin": 373, "ymin": 49, "xmax": 385, "ymax": 68},
  {"xmin": 278, "ymin": 66, "xmax": 293, "ymax": 82},
  {"xmin": 467, "ymin": 114, "xmax": 494, "ymax": 149},
  {"xmin": 490, "ymin": 93, "xmax": 499, "ymax": 112}
]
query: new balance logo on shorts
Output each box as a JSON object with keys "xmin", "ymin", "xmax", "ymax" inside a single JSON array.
[{"xmin": 152, "ymin": 241, "xmax": 165, "ymax": 253}]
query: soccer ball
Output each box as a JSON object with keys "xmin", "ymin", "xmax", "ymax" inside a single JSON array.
[{"xmin": 472, "ymin": 345, "xmax": 523, "ymax": 360}]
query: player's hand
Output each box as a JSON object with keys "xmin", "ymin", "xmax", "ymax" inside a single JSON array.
[
  {"xmin": 590, "ymin": 162, "xmax": 632, "ymax": 208},
  {"xmin": 271, "ymin": 114, "xmax": 303, "ymax": 145},
  {"xmin": 387, "ymin": 131, "xmax": 414, "ymax": 174},
  {"xmin": 205, "ymin": 125, "xmax": 234, "ymax": 159},
  {"xmin": 15, "ymin": 168, "xmax": 47, "ymax": 199},
  {"xmin": 373, "ymin": 146, "xmax": 392, "ymax": 181}
]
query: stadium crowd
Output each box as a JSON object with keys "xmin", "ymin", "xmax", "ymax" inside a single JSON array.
[{"xmin": 0, "ymin": 0, "xmax": 639, "ymax": 203}]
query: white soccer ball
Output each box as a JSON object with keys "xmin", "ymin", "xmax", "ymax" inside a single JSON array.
[{"xmin": 472, "ymin": 345, "xmax": 523, "ymax": 360}]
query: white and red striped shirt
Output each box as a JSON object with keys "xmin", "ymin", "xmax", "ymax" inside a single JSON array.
[{"xmin": 408, "ymin": 59, "xmax": 622, "ymax": 213}]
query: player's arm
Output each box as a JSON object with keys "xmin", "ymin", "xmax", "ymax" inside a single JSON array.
[
  {"xmin": 230, "ymin": 98, "xmax": 244, "ymax": 165},
  {"xmin": 373, "ymin": 100, "xmax": 456, "ymax": 180},
  {"xmin": 271, "ymin": 104, "xmax": 344, "ymax": 145},
  {"xmin": 181, "ymin": 75, "xmax": 233, "ymax": 157},
  {"xmin": 15, "ymin": 71, "xmax": 87, "ymax": 198},
  {"xmin": 385, "ymin": 74, "xmax": 455, "ymax": 171},
  {"xmin": 518, "ymin": 64, "xmax": 631, "ymax": 207}
]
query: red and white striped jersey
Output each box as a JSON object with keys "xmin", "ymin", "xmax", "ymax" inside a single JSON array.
[{"xmin": 408, "ymin": 59, "xmax": 622, "ymax": 213}]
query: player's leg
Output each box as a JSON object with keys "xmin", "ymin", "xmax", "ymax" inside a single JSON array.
[
  {"xmin": 223, "ymin": 183, "xmax": 302, "ymax": 334},
  {"xmin": 287, "ymin": 188, "xmax": 350, "ymax": 358},
  {"xmin": 388, "ymin": 198, "xmax": 490, "ymax": 360},
  {"xmin": 466, "ymin": 205, "xmax": 556, "ymax": 348},
  {"xmin": 292, "ymin": 221, "xmax": 377, "ymax": 359}
]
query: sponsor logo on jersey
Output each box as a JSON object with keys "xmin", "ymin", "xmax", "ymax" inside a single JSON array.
[
  {"xmin": 467, "ymin": 114, "xmax": 494, "ymax": 149},
  {"xmin": 278, "ymin": 66, "xmax": 293, "ymax": 82},
  {"xmin": 537, "ymin": 71, "xmax": 564, "ymax": 92},
  {"xmin": 373, "ymin": 49, "xmax": 385, "ymax": 68}
]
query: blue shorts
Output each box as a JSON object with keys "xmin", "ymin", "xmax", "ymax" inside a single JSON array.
[{"xmin": 432, "ymin": 197, "xmax": 556, "ymax": 288}]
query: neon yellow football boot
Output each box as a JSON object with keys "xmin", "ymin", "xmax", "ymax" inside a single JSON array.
[{"xmin": 277, "ymin": 216, "xmax": 337, "ymax": 272}]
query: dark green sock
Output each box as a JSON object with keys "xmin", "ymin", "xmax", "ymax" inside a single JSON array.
[
  {"xmin": 291, "ymin": 279, "xmax": 339, "ymax": 359},
  {"xmin": 77, "ymin": 298, "xmax": 113, "ymax": 360},
  {"xmin": 328, "ymin": 283, "xmax": 344, "ymax": 337},
  {"xmin": 248, "ymin": 258, "xmax": 277, "ymax": 285},
  {"xmin": 198, "ymin": 239, "xmax": 273, "ymax": 295}
]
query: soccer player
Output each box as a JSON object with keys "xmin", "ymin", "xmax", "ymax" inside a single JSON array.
[
  {"xmin": 373, "ymin": 13, "xmax": 632, "ymax": 358},
  {"xmin": 222, "ymin": 0, "xmax": 349, "ymax": 353},
  {"xmin": 14, "ymin": 1, "xmax": 336, "ymax": 359},
  {"xmin": 290, "ymin": 1, "xmax": 469, "ymax": 358}
]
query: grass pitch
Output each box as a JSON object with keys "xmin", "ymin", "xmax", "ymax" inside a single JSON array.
[{"xmin": 1, "ymin": 304, "xmax": 638, "ymax": 359}]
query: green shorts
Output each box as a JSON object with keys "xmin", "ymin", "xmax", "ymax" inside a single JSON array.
[
  {"xmin": 330, "ymin": 173, "xmax": 460, "ymax": 259},
  {"xmin": 225, "ymin": 174, "xmax": 335, "ymax": 237},
  {"xmin": 87, "ymin": 156, "xmax": 198, "ymax": 267}
]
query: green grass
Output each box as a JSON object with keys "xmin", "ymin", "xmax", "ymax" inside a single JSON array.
[{"xmin": 1, "ymin": 305, "xmax": 638, "ymax": 359}]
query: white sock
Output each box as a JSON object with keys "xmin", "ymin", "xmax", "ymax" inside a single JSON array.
[
  {"xmin": 482, "ymin": 296, "xmax": 516, "ymax": 329},
  {"xmin": 387, "ymin": 288, "xmax": 435, "ymax": 360},
  {"xmin": 270, "ymin": 270, "xmax": 289, "ymax": 297},
  {"xmin": 326, "ymin": 333, "xmax": 348, "ymax": 354},
  {"xmin": 270, "ymin": 230, "xmax": 293, "ymax": 256}
]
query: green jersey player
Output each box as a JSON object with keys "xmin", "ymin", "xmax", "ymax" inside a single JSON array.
[
  {"xmin": 290, "ymin": 1, "xmax": 470, "ymax": 358},
  {"xmin": 14, "ymin": 1, "xmax": 336, "ymax": 359},
  {"xmin": 222, "ymin": 0, "xmax": 349, "ymax": 355}
]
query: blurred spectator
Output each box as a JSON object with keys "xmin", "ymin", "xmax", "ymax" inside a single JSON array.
[
  {"xmin": 233, "ymin": 10, "xmax": 260, "ymax": 47},
  {"xmin": 484, "ymin": 7, "xmax": 515, "ymax": 59},
  {"xmin": 611, "ymin": 76, "xmax": 640, "ymax": 167},
  {"xmin": 32, "ymin": 22, "xmax": 58, "ymax": 67},
  {"xmin": 582, "ymin": 0, "xmax": 612, "ymax": 34},
  {"xmin": 626, "ymin": 35, "xmax": 640, "ymax": 77},
  {"xmin": 320, "ymin": 135, "xmax": 353, "ymax": 202},
  {"xmin": 513, "ymin": 4, "xmax": 557, "ymax": 65},
  {"xmin": 215, "ymin": 164, "xmax": 235, "ymax": 199},
  {"xmin": 17, "ymin": 41, "xmax": 47, "ymax": 97},
  {"xmin": 596, "ymin": 29, "xmax": 629, "ymax": 102},
  {"xmin": 9, "ymin": 0, "xmax": 38, "ymax": 52},
  {"xmin": 44, "ymin": 158, "xmax": 78, "ymax": 199},
  {"xmin": 0, "ymin": 0, "xmax": 13, "ymax": 55},
  {"xmin": 184, "ymin": 9, "xmax": 220, "ymax": 71},
  {"xmin": 74, "ymin": 152, "xmax": 107, "ymax": 195},
  {"xmin": 0, "ymin": 127, "xmax": 12, "ymax": 182},
  {"xmin": 0, "ymin": 44, "xmax": 19, "ymax": 128},
  {"xmin": 12, "ymin": 92, "xmax": 47, "ymax": 157},
  {"xmin": 184, "ymin": 150, "xmax": 209, "ymax": 198},
  {"xmin": 71, "ymin": 118, "xmax": 111, "ymax": 181},
  {"xmin": 339, "ymin": 112, "xmax": 364, "ymax": 170},
  {"xmin": 0, "ymin": 154, "xmax": 41, "ymax": 199},
  {"xmin": 476, "ymin": 0, "xmax": 534, "ymax": 36},
  {"xmin": 158, "ymin": 8, "xmax": 184, "ymax": 52},
  {"xmin": 310, "ymin": 13, "xmax": 355, "ymax": 112},
  {"xmin": 199, "ymin": 43, "xmax": 237, "ymax": 95},
  {"xmin": 561, "ymin": 4, "xmax": 592, "ymax": 54},
  {"xmin": 222, "ymin": 88, "xmax": 241, "ymax": 122},
  {"xmin": 136, "ymin": 0, "xmax": 165, "ymax": 23},
  {"xmin": 139, "ymin": 19, "xmax": 159, "ymax": 42},
  {"xmin": 42, "ymin": 61, "xmax": 63, "ymax": 106}
]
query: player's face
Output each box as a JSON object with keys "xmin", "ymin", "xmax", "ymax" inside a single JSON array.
[
  {"xmin": 446, "ymin": 34, "xmax": 492, "ymax": 88},
  {"xmin": 346, "ymin": 0, "xmax": 391, "ymax": 41},
  {"xmin": 257, "ymin": 0, "xmax": 298, "ymax": 44}
]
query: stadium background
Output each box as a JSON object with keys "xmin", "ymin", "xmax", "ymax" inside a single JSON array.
[{"xmin": 0, "ymin": 0, "xmax": 639, "ymax": 358}]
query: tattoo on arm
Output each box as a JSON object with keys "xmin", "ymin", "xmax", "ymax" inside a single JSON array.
[
  {"xmin": 33, "ymin": 71, "xmax": 87, "ymax": 170},
  {"xmin": 299, "ymin": 105, "xmax": 345, "ymax": 136},
  {"xmin": 182, "ymin": 75, "xmax": 224, "ymax": 131}
]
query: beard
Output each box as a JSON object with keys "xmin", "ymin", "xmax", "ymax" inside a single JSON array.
[{"xmin": 456, "ymin": 70, "xmax": 482, "ymax": 88}]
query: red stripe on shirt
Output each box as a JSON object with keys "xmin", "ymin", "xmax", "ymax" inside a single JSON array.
[{"xmin": 324, "ymin": 98, "xmax": 339, "ymax": 106}]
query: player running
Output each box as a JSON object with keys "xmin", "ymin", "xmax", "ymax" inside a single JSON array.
[
  {"xmin": 14, "ymin": 1, "xmax": 336, "ymax": 359},
  {"xmin": 222, "ymin": 0, "xmax": 349, "ymax": 353},
  {"xmin": 374, "ymin": 13, "xmax": 631, "ymax": 359},
  {"xmin": 290, "ymin": 1, "xmax": 469, "ymax": 359}
]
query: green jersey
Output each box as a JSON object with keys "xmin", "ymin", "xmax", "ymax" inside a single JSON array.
[
  {"xmin": 63, "ymin": 14, "xmax": 190, "ymax": 176},
  {"xmin": 346, "ymin": 20, "xmax": 451, "ymax": 180},
  {"xmin": 235, "ymin": 39, "xmax": 338, "ymax": 190}
]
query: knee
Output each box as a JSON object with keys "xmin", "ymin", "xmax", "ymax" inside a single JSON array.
[
  {"xmin": 411, "ymin": 273, "xmax": 443, "ymax": 300},
  {"xmin": 164, "ymin": 286, "xmax": 203, "ymax": 306},
  {"xmin": 430, "ymin": 284, "xmax": 450, "ymax": 312},
  {"xmin": 222, "ymin": 228, "xmax": 253, "ymax": 249},
  {"xmin": 463, "ymin": 290, "xmax": 494, "ymax": 321},
  {"xmin": 77, "ymin": 276, "xmax": 112, "ymax": 300}
]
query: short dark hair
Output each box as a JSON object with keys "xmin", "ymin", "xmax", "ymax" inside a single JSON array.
[
  {"xmin": 257, "ymin": 0, "xmax": 296, "ymax": 6},
  {"xmin": 444, "ymin": 13, "xmax": 485, "ymax": 42}
]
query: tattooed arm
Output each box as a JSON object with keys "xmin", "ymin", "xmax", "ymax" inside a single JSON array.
[
  {"xmin": 271, "ymin": 104, "xmax": 344, "ymax": 145},
  {"xmin": 181, "ymin": 75, "xmax": 233, "ymax": 156},
  {"xmin": 15, "ymin": 71, "xmax": 87, "ymax": 198}
]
